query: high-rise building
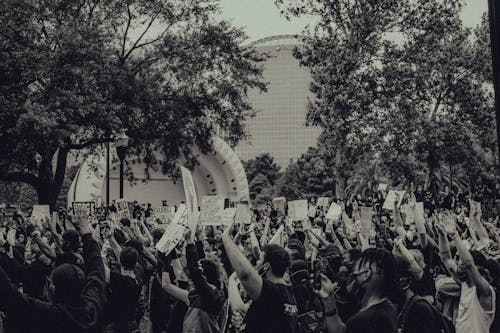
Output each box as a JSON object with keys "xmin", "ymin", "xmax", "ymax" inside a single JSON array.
[{"xmin": 235, "ymin": 35, "xmax": 321, "ymax": 167}]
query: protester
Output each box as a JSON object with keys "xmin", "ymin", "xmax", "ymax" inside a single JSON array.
[{"xmin": 0, "ymin": 183, "xmax": 498, "ymax": 333}]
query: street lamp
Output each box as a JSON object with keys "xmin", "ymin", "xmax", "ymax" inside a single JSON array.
[{"xmin": 115, "ymin": 131, "xmax": 129, "ymax": 199}]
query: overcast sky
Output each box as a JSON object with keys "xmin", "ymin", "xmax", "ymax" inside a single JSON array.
[{"xmin": 219, "ymin": 0, "xmax": 489, "ymax": 42}]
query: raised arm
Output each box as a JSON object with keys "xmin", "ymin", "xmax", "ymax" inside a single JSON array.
[
  {"xmin": 409, "ymin": 193, "xmax": 428, "ymax": 249},
  {"xmin": 222, "ymin": 221, "xmax": 263, "ymax": 300}
]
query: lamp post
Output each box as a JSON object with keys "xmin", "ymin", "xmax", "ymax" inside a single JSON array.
[{"xmin": 115, "ymin": 132, "xmax": 129, "ymax": 199}]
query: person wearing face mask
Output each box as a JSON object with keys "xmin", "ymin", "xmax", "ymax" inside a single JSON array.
[
  {"xmin": 222, "ymin": 219, "xmax": 298, "ymax": 333},
  {"xmin": 314, "ymin": 248, "xmax": 398, "ymax": 333}
]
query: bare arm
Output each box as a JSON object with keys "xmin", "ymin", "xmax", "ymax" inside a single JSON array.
[
  {"xmin": 222, "ymin": 226, "xmax": 263, "ymax": 300},
  {"xmin": 161, "ymin": 271, "xmax": 190, "ymax": 305}
]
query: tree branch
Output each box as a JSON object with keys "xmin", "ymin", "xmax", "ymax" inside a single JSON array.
[
  {"xmin": 52, "ymin": 148, "xmax": 68, "ymax": 197},
  {"xmin": 122, "ymin": 11, "xmax": 161, "ymax": 62},
  {"xmin": 0, "ymin": 172, "xmax": 38, "ymax": 187},
  {"xmin": 121, "ymin": 3, "xmax": 133, "ymax": 59},
  {"xmin": 67, "ymin": 137, "xmax": 111, "ymax": 150}
]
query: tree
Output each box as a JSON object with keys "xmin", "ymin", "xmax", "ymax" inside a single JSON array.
[
  {"xmin": 243, "ymin": 153, "xmax": 281, "ymax": 186},
  {"xmin": 275, "ymin": 147, "xmax": 336, "ymax": 199},
  {"xmin": 345, "ymin": 160, "xmax": 388, "ymax": 200},
  {"xmin": 0, "ymin": 0, "xmax": 266, "ymax": 209},
  {"xmin": 276, "ymin": 0, "xmax": 496, "ymax": 196},
  {"xmin": 248, "ymin": 173, "xmax": 273, "ymax": 204}
]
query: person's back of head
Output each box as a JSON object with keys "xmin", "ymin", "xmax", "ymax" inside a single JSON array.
[
  {"xmin": 120, "ymin": 218, "xmax": 131, "ymax": 228},
  {"xmin": 52, "ymin": 263, "xmax": 85, "ymax": 304},
  {"xmin": 263, "ymin": 244, "xmax": 291, "ymax": 278},
  {"xmin": 355, "ymin": 248, "xmax": 397, "ymax": 299},
  {"xmin": 120, "ymin": 246, "xmax": 138, "ymax": 271}
]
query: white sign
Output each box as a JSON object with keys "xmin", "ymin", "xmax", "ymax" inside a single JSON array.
[
  {"xmin": 116, "ymin": 199, "xmax": 131, "ymax": 219},
  {"xmin": 155, "ymin": 224, "xmax": 186, "ymax": 254},
  {"xmin": 382, "ymin": 190, "xmax": 406, "ymax": 211},
  {"xmin": 180, "ymin": 166, "xmax": 199, "ymax": 232},
  {"xmin": 378, "ymin": 183, "xmax": 388, "ymax": 192},
  {"xmin": 31, "ymin": 205, "xmax": 51, "ymax": 227},
  {"xmin": 153, "ymin": 207, "xmax": 173, "ymax": 224},
  {"xmin": 235, "ymin": 203, "xmax": 252, "ymax": 224},
  {"xmin": 317, "ymin": 197, "xmax": 330, "ymax": 208},
  {"xmin": 221, "ymin": 208, "xmax": 237, "ymax": 225},
  {"xmin": 359, "ymin": 206, "xmax": 374, "ymax": 238},
  {"xmin": 200, "ymin": 196, "xmax": 225, "ymax": 226},
  {"xmin": 72, "ymin": 202, "xmax": 96, "ymax": 217},
  {"xmin": 288, "ymin": 199, "xmax": 308, "ymax": 222},
  {"xmin": 272, "ymin": 197, "xmax": 286, "ymax": 216},
  {"xmin": 326, "ymin": 202, "xmax": 342, "ymax": 220},
  {"xmin": 308, "ymin": 205, "xmax": 317, "ymax": 218}
]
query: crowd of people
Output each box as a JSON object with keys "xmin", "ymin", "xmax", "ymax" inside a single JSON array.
[{"xmin": 0, "ymin": 185, "xmax": 499, "ymax": 333}]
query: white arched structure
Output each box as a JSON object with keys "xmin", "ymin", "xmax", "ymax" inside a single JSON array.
[{"xmin": 67, "ymin": 136, "xmax": 249, "ymax": 208}]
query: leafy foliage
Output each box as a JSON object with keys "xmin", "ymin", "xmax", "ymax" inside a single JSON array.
[
  {"xmin": 0, "ymin": 0, "xmax": 266, "ymax": 208},
  {"xmin": 276, "ymin": 0, "xmax": 496, "ymax": 196}
]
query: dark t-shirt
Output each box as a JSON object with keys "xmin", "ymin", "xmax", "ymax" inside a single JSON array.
[
  {"xmin": 106, "ymin": 271, "xmax": 141, "ymax": 323},
  {"xmin": 345, "ymin": 299, "xmax": 397, "ymax": 333},
  {"xmin": 400, "ymin": 298, "xmax": 441, "ymax": 333},
  {"xmin": 243, "ymin": 279, "xmax": 298, "ymax": 333}
]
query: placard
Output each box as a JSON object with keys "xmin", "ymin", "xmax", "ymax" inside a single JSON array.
[
  {"xmin": 155, "ymin": 224, "xmax": 186, "ymax": 254},
  {"xmin": 269, "ymin": 225, "xmax": 285, "ymax": 246},
  {"xmin": 317, "ymin": 197, "xmax": 330, "ymax": 208},
  {"xmin": 31, "ymin": 205, "xmax": 51, "ymax": 227},
  {"xmin": 288, "ymin": 199, "xmax": 308, "ymax": 222},
  {"xmin": 180, "ymin": 166, "xmax": 199, "ymax": 232},
  {"xmin": 71, "ymin": 202, "xmax": 96, "ymax": 217},
  {"xmin": 382, "ymin": 190, "xmax": 406, "ymax": 211},
  {"xmin": 326, "ymin": 202, "xmax": 342, "ymax": 220},
  {"xmin": 153, "ymin": 206, "xmax": 173, "ymax": 224},
  {"xmin": 309, "ymin": 227, "xmax": 323, "ymax": 247},
  {"xmin": 272, "ymin": 197, "xmax": 286, "ymax": 216},
  {"xmin": 221, "ymin": 208, "xmax": 237, "ymax": 225},
  {"xmin": 172, "ymin": 204, "xmax": 188, "ymax": 226},
  {"xmin": 377, "ymin": 183, "xmax": 388, "ymax": 192},
  {"xmin": 235, "ymin": 203, "xmax": 252, "ymax": 224},
  {"xmin": 200, "ymin": 196, "xmax": 225, "ymax": 226},
  {"xmin": 359, "ymin": 206, "xmax": 374, "ymax": 238},
  {"xmin": 115, "ymin": 198, "xmax": 131, "ymax": 219}
]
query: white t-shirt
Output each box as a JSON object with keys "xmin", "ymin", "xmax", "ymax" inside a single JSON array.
[{"xmin": 455, "ymin": 282, "xmax": 496, "ymax": 333}]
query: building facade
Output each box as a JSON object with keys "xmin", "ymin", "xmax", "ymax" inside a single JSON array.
[{"xmin": 234, "ymin": 35, "xmax": 321, "ymax": 167}]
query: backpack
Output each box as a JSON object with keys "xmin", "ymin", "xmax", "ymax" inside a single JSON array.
[{"xmin": 400, "ymin": 296, "xmax": 456, "ymax": 333}]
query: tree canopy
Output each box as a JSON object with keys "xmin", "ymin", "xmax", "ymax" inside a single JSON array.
[
  {"xmin": 0, "ymin": 0, "xmax": 266, "ymax": 208},
  {"xmin": 276, "ymin": 0, "xmax": 497, "ymax": 197}
]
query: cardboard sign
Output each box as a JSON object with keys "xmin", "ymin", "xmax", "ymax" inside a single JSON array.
[
  {"xmin": 317, "ymin": 197, "xmax": 330, "ymax": 208},
  {"xmin": 71, "ymin": 202, "xmax": 96, "ymax": 217},
  {"xmin": 115, "ymin": 199, "xmax": 131, "ymax": 219},
  {"xmin": 272, "ymin": 197, "xmax": 286, "ymax": 216},
  {"xmin": 326, "ymin": 202, "xmax": 342, "ymax": 220},
  {"xmin": 288, "ymin": 199, "xmax": 308, "ymax": 222},
  {"xmin": 235, "ymin": 203, "xmax": 252, "ymax": 224},
  {"xmin": 172, "ymin": 204, "xmax": 188, "ymax": 226},
  {"xmin": 200, "ymin": 196, "xmax": 225, "ymax": 226},
  {"xmin": 153, "ymin": 207, "xmax": 173, "ymax": 224},
  {"xmin": 31, "ymin": 205, "xmax": 51, "ymax": 227},
  {"xmin": 359, "ymin": 206, "xmax": 374, "ymax": 238},
  {"xmin": 221, "ymin": 208, "xmax": 237, "ymax": 225},
  {"xmin": 180, "ymin": 166, "xmax": 199, "ymax": 232},
  {"xmin": 155, "ymin": 224, "xmax": 186, "ymax": 254},
  {"xmin": 382, "ymin": 190, "xmax": 406, "ymax": 211}
]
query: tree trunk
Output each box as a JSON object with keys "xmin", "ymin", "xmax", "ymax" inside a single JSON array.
[
  {"xmin": 35, "ymin": 149, "xmax": 68, "ymax": 211},
  {"xmin": 335, "ymin": 151, "xmax": 346, "ymax": 199}
]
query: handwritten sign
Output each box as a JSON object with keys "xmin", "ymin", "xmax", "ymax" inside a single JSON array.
[
  {"xmin": 116, "ymin": 199, "xmax": 131, "ymax": 219},
  {"xmin": 180, "ymin": 166, "xmax": 199, "ymax": 233},
  {"xmin": 155, "ymin": 224, "xmax": 186, "ymax": 254},
  {"xmin": 377, "ymin": 183, "xmax": 388, "ymax": 192},
  {"xmin": 382, "ymin": 190, "xmax": 406, "ymax": 211},
  {"xmin": 72, "ymin": 202, "xmax": 96, "ymax": 217},
  {"xmin": 153, "ymin": 206, "xmax": 173, "ymax": 224},
  {"xmin": 288, "ymin": 199, "xmax": 308, "ymax": 222},
  {"xmin": 200, "ymin": 196, "xmax": 225, "ymax": 226}
]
